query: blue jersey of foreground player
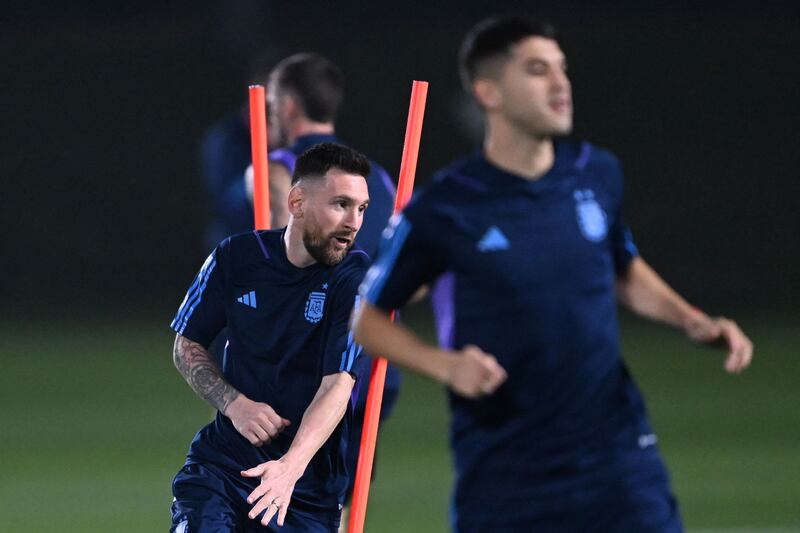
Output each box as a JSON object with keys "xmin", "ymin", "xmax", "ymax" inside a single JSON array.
[
  {"xmin": 363, "ymin": 140, "xmax": 680, "ymax": 531},
  {"xmin": 171, "ymin": 229, "xmax": 368, "ymax": 522},
  {"xmin": 269, "ymin": 133, "xmax": 395, "ymax": 258}
]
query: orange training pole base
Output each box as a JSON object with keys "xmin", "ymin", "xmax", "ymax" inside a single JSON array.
[
  {"xmin": 348, "ymin": 80, "xmax": 428, "ymax": 533},
  {"xmin": 248, "ymin": 85, "xmax": 270, "ymax": 230}
]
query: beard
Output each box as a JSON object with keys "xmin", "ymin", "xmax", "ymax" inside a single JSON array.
[{"xmin": 302, "ymin": 226, "xmax": 353, "ymax": 266}]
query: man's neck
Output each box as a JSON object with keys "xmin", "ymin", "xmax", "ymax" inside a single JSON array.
[
  {"xmin": 483, "ymin": 120, "xmax": 555, "ymax": 180},
  {"xmin": 286, "ymin": 120, "xmax": 335, "ymax": 146},
  {"xmin": 283, "ymin": 223, "xmax": 316, "ymax": 268}
]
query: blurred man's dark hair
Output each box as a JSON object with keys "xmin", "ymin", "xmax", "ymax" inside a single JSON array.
[
  {"xmin": 459, "ymin": 15, "xmax": 558, "ymax": 90},
  {"xmin": 270, "ymin": 53, "xmax": 344, "ymax": 123}
]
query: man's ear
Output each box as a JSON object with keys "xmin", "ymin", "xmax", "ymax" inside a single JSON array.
[
  {"xmin": 473, "ymin": 78, "xmax": 502, "ymax": 110},
  {"xmin": 287, "ymin": 185, "xmax": 305, "ymax": 218}
]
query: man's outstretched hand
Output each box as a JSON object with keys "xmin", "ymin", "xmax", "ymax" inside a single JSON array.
[
  {"xmin": 241, "ymin": 459, "xmax": 303, "ymax": 527},
  {"xmin": 685, "ymin": 312, "xmax": 753, "ymax": 373}
]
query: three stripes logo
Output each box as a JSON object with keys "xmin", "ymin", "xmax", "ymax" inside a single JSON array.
[{"xmin": 236, "ymin": 290, "xmax": 257, "ymax": 309}]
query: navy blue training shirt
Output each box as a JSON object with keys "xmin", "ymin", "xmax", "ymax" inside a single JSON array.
[
  {"xmin": 361, "ymin": 140, "xmax": 655, "ymax": 511},
  {"xmin": 270, "ymin": 133, "xmax": 403, "ymax": 435},
  {"xmin": 269, "ymin": 133, "xmax": 396, "ymax": 258},
  {"xmin": 171, "ymin": 229, "xmax": 368, "ymax": 514}
]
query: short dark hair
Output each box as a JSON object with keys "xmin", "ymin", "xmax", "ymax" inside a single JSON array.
[
  {"xmin": 459, "ymin": 15, "xmax": 558, "ymax": 90},
  {"xmin": 270, "ymin": 53, "xmax": 344, "ymax": 123},
  {"xmin": 292, "ymin": 142, "xmax": 371, "ymax": 185}
]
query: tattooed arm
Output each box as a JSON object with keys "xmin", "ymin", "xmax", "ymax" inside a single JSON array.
[{"xmin": 173, "ymin": 334, "xmax": 291, "ymax": 445}]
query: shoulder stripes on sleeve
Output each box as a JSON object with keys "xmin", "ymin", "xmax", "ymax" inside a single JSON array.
[
  {"xmin": 623, "ymin": 228, "xmax": 639, "ymax": 256},
  {"xmin": 170, "ymin": 251, "xmax": 218, "ymax": 335},
  {"xmin": 339, "ymin": 295, "xmax": 364, "ymax": 372},
  {"xmin": 360, "ymin": 215, "xmax": 412, "ymax": 304}
]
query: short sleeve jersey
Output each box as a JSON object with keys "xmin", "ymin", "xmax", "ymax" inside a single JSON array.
[
  {"xmin": 361, "ymin": 140, "xmax": 653, "ymax": 508},
  {"xmin": 269, "ymin": 133, "xmax": 396, "ymax": 258},
  {"xmin": 170, "ymin": 229, "xmax": 368, "ymax": 514}
]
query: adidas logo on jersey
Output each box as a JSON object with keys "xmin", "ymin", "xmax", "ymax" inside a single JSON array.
[
  {"xmin": 236, "ymin": 290, "xmax": 257, "ymax": 309},
  {"xmin": 477, "ymin": 226, "xmax": 510, "ymax": 252}
]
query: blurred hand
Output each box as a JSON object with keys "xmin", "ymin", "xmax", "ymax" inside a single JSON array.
[
  {"xmin": 685, "ymin": 313, "xmax": 753, "ymax": 374},
  {"xmin": 241, "ymin": 459, "xmax": 303, "ymax": 527},
  {"xmin": 224, "ymin": 395, "xmax": 290, "ymax": 446},
  {"xmin": 446, "ymin": 344, "xmax": 508, "ymax": 398}
]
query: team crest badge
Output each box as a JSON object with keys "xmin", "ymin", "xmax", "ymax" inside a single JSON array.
[
  {"xmin": 574, "ymin": 189, "xmax": 607, "ymax": 242},
  {"xmin": 304, "ymin": 291, "xmax": 326, "ymax": 323}
]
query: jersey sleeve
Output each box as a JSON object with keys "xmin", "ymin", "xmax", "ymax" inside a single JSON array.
[
  {"xmin": 321, "ymin": 267, "xmax": 367, "ymax": 376},
  {"xmin": 610, "ymin": 215, "xmax": 639, "ymax": 275},
  {"xmin": 607, "ymin": 158, "xmax": 639, "ymax": 275},
  {"xmin": 170, "ymin": 241, "xmax": 228, "ymax": 347},
  {"xmin": 360, "ymin": 209, "xmax": 447, "ymax": 312}
]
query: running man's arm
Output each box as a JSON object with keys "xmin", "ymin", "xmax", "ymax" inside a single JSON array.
[
  {"xmin": 353, "ymin": 303, "xmax": 506, "ymax": 398},
  {"xmin": 241, "ymin": 371, "xmax": 355, "ymax": 527},
  {"xmin": 173, "ymin": 334, "xmax": 289, "ymax": 446},
  {"xmin": 244, "ymin": 161, "xmax": 292, "ymax": 228},
  {"xmin": 268, "ymin": 161, "xmax": 292, "ymax": 227},
  {"xmin": 616, "ymin": 256, "xmax": 753, "ymax": 373},
  {"xmin": 355, "ymin": 213, "xmax": 506, "ymax": 397}
]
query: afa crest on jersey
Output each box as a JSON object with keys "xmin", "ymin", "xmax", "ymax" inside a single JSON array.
[
  {"xmin": 574, "ymin": 189, "xmax": 607, "ymax": 242},
  {"xmin": 304, "ymin": 291, "xmax": 326, "ymax": 323}
]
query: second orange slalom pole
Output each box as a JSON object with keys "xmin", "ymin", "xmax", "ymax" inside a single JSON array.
[
  {"xmin": 248, "ymin": 85, "xmax": 271, "ymax": 230},
  {"xmin": 347, "ymin": 80, "xmax": 429, "ymax": 533}
]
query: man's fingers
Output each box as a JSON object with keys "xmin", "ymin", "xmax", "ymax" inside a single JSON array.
[
  {"xmin": 262, "ymin": 408, "xmax": 285, "ymax": 431},
  {"xmin": 479, "ymin": 355, "xmax": 507, "ymax": 393},
  {"xmin": 247, "ymin": 487, "xmax": 274, "ymax": 518},
  {"xmin": 261, "ymin": 500, "xmax": 280, "ymax": 526},
  {"xmin": 244, "ymin": 431, "xmax": 261, "ymax": 446},
  {"xmin": 718, "ymin": 319, "xmax": 753, "ymax": 374},
  {"xmin": 256, "ymin": 418, "xmax": 280, "ymax": 441},
  {"xmin": 277, "ymin": 501, "xmax": 289, "ymax": 526},
  {"xmin": 485, "ymin": 356, "xmax": 508, "ymax": 381},
  {"xmin": 251, "ymin": 425, "xmax": 270, "ymax": 446},
  {"xmin": 246, "ymin": 482, "xmax": 270, "ymax": 506},
  {"xmin": 240, "ymin": 464, "xmax": 266, "ymax": 478},
  {"xmin": 728, "ymin": 340, "xmax": 753, "ymax": 373}
]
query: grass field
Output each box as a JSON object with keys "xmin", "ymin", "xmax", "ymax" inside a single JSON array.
[{"xmin": 0, "ymin": 308, "xmax": 798, "ymax": 532}]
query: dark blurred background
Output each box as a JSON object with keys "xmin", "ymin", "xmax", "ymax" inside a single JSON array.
[{"xmin": 2, "ymin": 1, "xmax": 798, "ymax": 317}]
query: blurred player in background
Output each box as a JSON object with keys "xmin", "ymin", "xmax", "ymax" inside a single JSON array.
[
  {"xmin": 197, "ymin": 60, "xmax": 268, "ymax": 250},
  {"xmin": 170, "ymin": 143, "xmax": 372, "ymax": 532},
  {"xmin": 354, "ymin": 14, "xmax": 753, "ymax": 532},
  {"xmin": 244, "ymin": 52, "xmax": 403, "ymax": 513}
]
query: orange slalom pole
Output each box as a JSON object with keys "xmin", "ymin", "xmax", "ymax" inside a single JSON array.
[
  {"xmin": 248, "ymin": 85, "xmax": 270, "ymax": 230},
  {"xmin": 347, "ymin": 80, "xmax": 429, "ymax": 533}
]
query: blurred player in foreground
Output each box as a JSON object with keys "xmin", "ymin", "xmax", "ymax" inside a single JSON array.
[
  {"xmin": 170, "ymin": 143, "xmax": 371, "ymax": 532},
  {"xmin": 354, "ymin": 15, "xmax": 753, "ymax": 532},
  {"xmin": 245, "ymin": 52, "xmax": 403, "ymax": 513}
]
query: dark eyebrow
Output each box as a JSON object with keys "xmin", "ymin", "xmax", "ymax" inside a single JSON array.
[{"xmin": 332, "ymin": 195, "xmax": 370, "ymax": 206}]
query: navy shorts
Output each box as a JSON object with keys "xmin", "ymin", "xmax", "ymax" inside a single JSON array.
[
  {"xmin": 171, "ymin": 463, "xmax": 340, "ymax": 532},
  {"xmin": 451, "ymin": 434, "xmax": 683, "ymax": 532}
]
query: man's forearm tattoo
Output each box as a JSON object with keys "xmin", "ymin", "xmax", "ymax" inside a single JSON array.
[{"xmin": 173, "ymin": 335, "xmax": 240, "ymax": 413}]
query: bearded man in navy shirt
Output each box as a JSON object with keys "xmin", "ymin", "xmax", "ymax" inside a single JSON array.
[
  {"xmin": 244, "ymin": 53, "xmax": 403, "ymax": 514},
  {"xmin": 354, "ymin": 15, "xmax": 753, "ymax": 533},
  {"xmin": 170, "ymin": 143, "xmax": 371, "ymax": 532}
]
